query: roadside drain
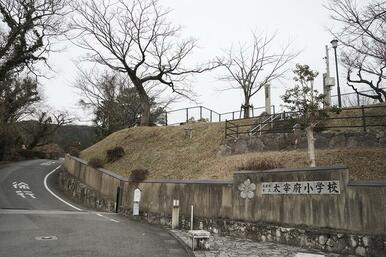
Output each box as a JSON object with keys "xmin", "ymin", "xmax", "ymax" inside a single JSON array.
[{"xmin": 35, "ymin": 236, "xmax": 58, "ymax": 241}]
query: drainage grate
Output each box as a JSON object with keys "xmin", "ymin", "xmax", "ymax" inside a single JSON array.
[{"xmin": 35, "ymin": 236, "xmax": 58, "ymax": 241}]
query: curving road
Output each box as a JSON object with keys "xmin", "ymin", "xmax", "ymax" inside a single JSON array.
[{"xmin": 0, "ymin": 159, "xmax": 188, "ymax": 257}]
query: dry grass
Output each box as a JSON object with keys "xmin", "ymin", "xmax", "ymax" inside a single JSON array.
[
  {"xmin": 208, "ymin": 148, "xmax": 386, "ymax": 181},
  {"xmin": 81, "ymin": 122, "xmax": 386, "ymax": 181},
  {"xmin": 81, "ymin": 122, "xmax": 225, "ymax": 179}
]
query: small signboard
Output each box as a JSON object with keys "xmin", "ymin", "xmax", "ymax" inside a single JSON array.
[
  {"xmin": 133, "ymin": 188, "xmax": 141, "ymax": 202},
  {"xmin": 262, "ymin": 181, "xmax": 340, "ymax": 195},
  {"xmin": 133, "ymin": 202, "xmax": 139, "ymax": 216}
]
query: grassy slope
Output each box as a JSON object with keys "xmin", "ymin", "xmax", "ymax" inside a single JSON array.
[{"xmin": 81, "ymin": 122, "xmax": 386, "ymax": 181}]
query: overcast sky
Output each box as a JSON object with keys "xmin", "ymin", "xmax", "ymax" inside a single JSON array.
[{"xmin": 41, "ymin": 0, "xmax": 350, "ymax": 124}]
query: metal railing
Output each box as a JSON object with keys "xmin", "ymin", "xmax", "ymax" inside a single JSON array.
[
  {"xmin": 225, "ymin": 105, "xmax": 386, "ymax": 139},
  {"xmin": 331, "ymin": 87, "xmax": 386, "ymax": 107},
  {"xmin": 163, "ymin": 105, "xmax": 275, "ymax": 126},
  {"xmin": 249, "ymin": 113, "xmax": 282, "ymax": 136},
  {"xmin": 164, "ymin": 106, "xmax": 220, "ymax": 126}
]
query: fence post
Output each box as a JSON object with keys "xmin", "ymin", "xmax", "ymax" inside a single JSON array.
[
  {"xmin": 219, "ymin": 114, "xmax": 222, "ymax": 122},
  {"xmin": 361, "ymin": 105, "xmax": 367, "ymax": 132},
  {"xmin": 186, "ymin": 108, "xmax": 189, "ymax": 123},
  {"xmin": 232, "ymin": 112, "xmax": 235, "ymax": 120},
  {"xmin": 357, "ymin": 94, "xmax": 360, "ymax": 106},
  {"xmin": 225, "ymin": 120, "xmax": 228, "ymax": 139},
  {"xmin": 165, "ymin": 112, "xmax": 168, "ymax": 126},
  {"xmin": 200, "ymin": 106, "xmax": 203, "ymax": 120},
  {"xmin": 272, "ymin": 105, "xmax": 276, "ymax": 114},
  {"xmin": 115, "ymin": 186, "xmax": 121, "ymax": 213},
  {"xmin": 210, "ymin": 110, "xmax": 213, "ymax": 122}
]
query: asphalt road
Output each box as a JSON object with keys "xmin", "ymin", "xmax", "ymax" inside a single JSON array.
[{"xmin": 0, "ymin": 159, "xmax": 188, "ymax": 257}]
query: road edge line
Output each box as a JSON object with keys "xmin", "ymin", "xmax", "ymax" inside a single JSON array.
[{"xmin": 43, "ymin": 165, "xmax": 83, "ymax": 211}]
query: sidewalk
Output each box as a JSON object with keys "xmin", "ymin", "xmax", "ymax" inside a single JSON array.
[{"xmin": 170, "ymin": 230, "xmax": 357, "ymax": 257}]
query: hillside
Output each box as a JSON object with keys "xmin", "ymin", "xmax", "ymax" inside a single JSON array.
[{"xmin": 81, "ymin": 122, "xmax": 386, "ymax": 181}]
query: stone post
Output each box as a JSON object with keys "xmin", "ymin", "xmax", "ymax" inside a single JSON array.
[{"xmin": 264, "ymin": 83, "xmax": 271, "ymax": 114}]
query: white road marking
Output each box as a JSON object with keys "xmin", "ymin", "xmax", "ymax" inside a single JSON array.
[
  {"xmin": 15, "ymin": 191, "xmax": 26, "ymax": 198},
  {"xmin": 295, "ymin": 253, "xmax": 325, "ymax": 257},
  {"xmin": 13, "ymin": 181, "xmax": 36, "ymax": 199},
  {"xmin": 0, "ymin": 209, "xmax": 89, "ymax": 215},
  {"xmin": 43, "ymin": 165, "xmax": 83, "ymax": 211},
  {"xmin": 95, "ymin": 213, "xmax": 120, "ymax": 223},
  {"xmin": 41, "ymin": 161, "xmax": 56, "ymax": 166},
  {"xmin": 17, "ymin": 182, "xmax": 30, "ymax": 190}
]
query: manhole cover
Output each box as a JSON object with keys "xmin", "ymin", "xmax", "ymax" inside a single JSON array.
[{"xmin": 35, "ymin": 236, "xmax": 58, "ymax": 241}]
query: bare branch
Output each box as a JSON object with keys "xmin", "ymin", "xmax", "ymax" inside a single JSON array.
[
  {"xmin": 70, "ymin": 0, "xmax": 215, "ymax": 125},
  {"xmin": 327, "ymin": 0, "xmax": 386, "ymax": 102},
  {"xmin": 217, "ymin": 32, "xmax": 298, "ymax": 118}
]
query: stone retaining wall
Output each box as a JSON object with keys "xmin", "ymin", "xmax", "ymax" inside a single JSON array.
[
  {"xmin": 134, "ymin": 211, "xmax": 385, "ymax": 257},
  {"xmin": 59, "ymin": 169, "xmax": 115, "ymax": 212},
  {"xmin": 219, "ymin": 130, "xmax": 386, "ymax": 155}
]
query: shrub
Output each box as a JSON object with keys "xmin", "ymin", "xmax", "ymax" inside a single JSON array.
[
  {"xmin": 129, "ymin": 169, "xmax": 149, "ymax": 182},
  {"xmin": 67, "ymin": 147, "xmax": 80, "ymax": 157},
  {"xmin": 17, "ymin": 149, "xmax": 46, "ymax": 159},
  {"xmin": 105, "ymin": 146, "xmax": 125, "ymax": 163},
  {"xmin": 238, "ymin": 159, "xmax": 283, "ymax": 171},
  {"xmin": 88, "ymin": 158, "xmax": 104, "ymax": 168},
  {"xmin": 35, "ymin": 144, "xmax": 65, "ymax": 160}
]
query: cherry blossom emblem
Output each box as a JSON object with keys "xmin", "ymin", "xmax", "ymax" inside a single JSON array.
[{"xmin": 238, "ymin": 179, "xmax": 256, "ymax": 199}]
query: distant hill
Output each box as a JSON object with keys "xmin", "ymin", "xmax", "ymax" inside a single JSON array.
[
  {"xmin": 53, "ymin": 124, "xmax": 100, "ymax": 150},
  {"xmin": 17, "ymin": 121, "xmax": 100, "ymax": 151}
]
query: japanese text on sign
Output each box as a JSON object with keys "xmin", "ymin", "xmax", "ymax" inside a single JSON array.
[{"xmin": 261, "ymin": 181, "xmax": 340, "ymax": 195}]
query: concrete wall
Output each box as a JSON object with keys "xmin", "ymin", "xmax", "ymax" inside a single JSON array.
[
  {"xmin": 64, "ymin": 155, "xmax": 122, "ymax": 199},
  {"xmin": 233, "ymin": 166, "xmax": 386, "ymax": 234},
  {"xmin": 62, "ymin": 154, "xmax": 386, "ymax": 256}
]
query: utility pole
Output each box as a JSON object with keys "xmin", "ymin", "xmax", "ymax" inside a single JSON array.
[
  {"xmin": 331, "ymin": 39, "xmax": 342, "ymax": 108},
  {"xmin": 325, "ymin": 45, "xmax": 330, "ymax": 77}
]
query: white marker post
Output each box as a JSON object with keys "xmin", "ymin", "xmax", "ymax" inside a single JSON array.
[
  {"xmin": 133, "ymin": 188, "xmax": 141, "ymax": 216},
  {"xmin": 190, "ymin": 205, "xmax": 194, "ymax": 230},
  {"xmin": 172, "ymin": 200, "xmax": 180, "ymax": 229}
]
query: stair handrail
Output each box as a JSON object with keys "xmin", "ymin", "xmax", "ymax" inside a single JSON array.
[{"xmin": 249, "ymin": 113, "xmax": 281, "ymax": 135}]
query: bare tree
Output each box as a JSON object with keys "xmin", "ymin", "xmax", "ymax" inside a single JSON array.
[
  {"xmin": 75, "ymin": 68, "xmax": 170, "ymax": 135},
  {"xmin": 70, "ymin": 0, "xmax": 217, "ymax": 126},
  {"xmin": 0, "ymin": 0, "xmax": 68, "ymax": 79},
  {"xmin": 327, "ymin": 0, "xmax": 386, "ymax": 102},
  {"xmin": 217, "ymin": 33, "xmax": 297, "ymax": 118}
]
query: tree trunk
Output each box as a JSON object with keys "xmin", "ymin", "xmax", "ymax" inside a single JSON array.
[
  {"xmin": 243, "ymin": 96, "xmax": 250, "ymax": 119},
  {"xmin": 132, "ymin": 80, "xmax": 151, "ymax": 126},
  {"xmin": 140, "ymin": 99, "xmax": 151, "ymax": 126},
  {"xmin": 306, "ymin": 126, "xmax": 316, "ymax": 167}
]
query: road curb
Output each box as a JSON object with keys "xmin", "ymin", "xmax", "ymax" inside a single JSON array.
[{"xmin": 167, "ymin": 229, "xmax": 195, "ymax": 257}]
